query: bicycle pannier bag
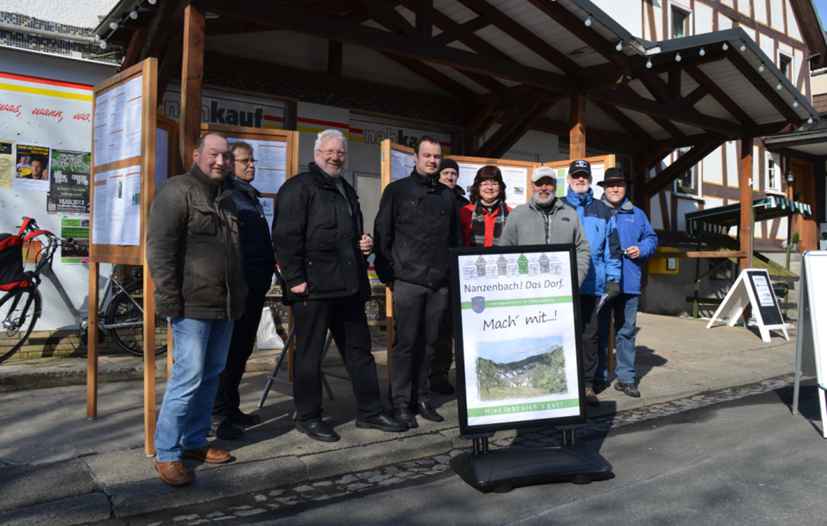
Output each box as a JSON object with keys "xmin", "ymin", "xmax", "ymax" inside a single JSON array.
[{"xmin": 0, "ymin": 233, "xmax": 28, "ymax": 291}]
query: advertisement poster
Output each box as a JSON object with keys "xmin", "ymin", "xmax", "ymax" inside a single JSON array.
[
  {"xmin": 60, "ymin": 216, "xmax": 89, "ymax": 264},
  {"xmin": 0, "ymin": 141, "xmax": 13, "ymax": 188},
  {"xmin": 14, "ymin": 144, "xmax": 50, "ymax": 192},
  {"xmin": 47, "ymin": 149, "xmax": 91, "ymax": 214},
  {"xmin": 456, "ymin": 248, "xmax": 582, "ymax": 430},
  {"xmin": 92, "ymin": 165, "xmax": 142, "ymax": 246}
]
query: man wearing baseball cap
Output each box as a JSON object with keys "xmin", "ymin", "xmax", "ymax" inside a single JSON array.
[
  {"xmin": 497, "ymin": 166, "xmax": 590, "ymax": 285},
  {"xmin": 597, "ymin": 168, "xmax": 657, "ymax": 398},
  {"xmin": 564, "ymin": 160, "xmax": 622, "ymax": 406}
]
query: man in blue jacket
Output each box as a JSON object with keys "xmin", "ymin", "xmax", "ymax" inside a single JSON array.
[
  {"xmin": 565, "ymin": 160, "xmax": 622, "ymax": 406},
  {"xmin": 597, "ymin": 168, "xmax": 658, "ymax": 398}
]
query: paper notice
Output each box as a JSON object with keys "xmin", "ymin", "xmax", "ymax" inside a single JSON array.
[
  {"xmin": 93, "ymin": 75, "xmax": 143, "ymax": 166},
  {"xmin": 229, "ymin": 137, "xmax": 287, "ymax": 194},
  {"xmin": 0, "ymin": 141, "xmax": 13, "ymax": 188},
  {"xmin": 457, "ymin": 162, "xmax": 483, "ymax": 197},
  {"xmin": 751, "ymin": 274, "xmax": 776, "ymax": 308},
  {"xmin": 260, "ymin": 196, "xmax": 275, "ymax": 231},
  {"xmin": 92, "ymin": 165, "xmax": 142, "ymax": 246},
  {"xmin": 14, "ymin": 144, "xmax": 50, "ymax": 192},
  {"xmin": 500, "ymin": 166, "xmax": 529, "ymax": 207}
]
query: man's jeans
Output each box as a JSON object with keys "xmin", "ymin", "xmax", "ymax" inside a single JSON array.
[
  {"xmin": 155, "ymin": 318, "xmax": 234, "ymax": 462},
  {"xmin": 598, "ymin": 293, "xmax": 640, "ymax": 385}
]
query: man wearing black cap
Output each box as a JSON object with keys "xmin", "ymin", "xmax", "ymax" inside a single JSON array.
[
  {"xmin": 597, "ymin": 168, "xmax": 658, "ymax": 398},
  {"xmin": 437, "ymin": 158, "xmax": 469, "ymax": 207},
  {"xmin": 564, "ymin": 160, "xmax": 622, "ymax": 406}
]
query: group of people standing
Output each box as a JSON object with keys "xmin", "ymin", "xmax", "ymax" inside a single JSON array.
[{"xmin": 145, "ymin": 128, "xmax": 656, "ymax": 488}]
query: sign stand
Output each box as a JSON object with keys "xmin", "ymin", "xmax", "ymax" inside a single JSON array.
[
  {"xmin": 706, "ymin": 268, "xmax": 789, "ymax": 343},
  {"xmin": 792, "ymin": 251, "xmax": 827, "ymax": 438},
  {"xmin": 87, "ymin": 58, "xmax": 159, "ymax": 456},
  {"xmin": 448, "ymin": 245, "xmax": 612, "ymax": 492}
]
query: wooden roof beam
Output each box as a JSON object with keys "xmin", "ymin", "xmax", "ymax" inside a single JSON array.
[
  {"xmin": 594, "ymin": 101, "xmax": 654, "ymax": 143},
  {"xmin": 206, "ymin": 2, "xmax": 569, "ymax": 91},
  {"xmin": 726, "ymin": 49, "xmax": 802, "ymax": 126},
  {"xmin": 644, "ymin": 140, "xmax": 723, "ymax": 195},
  {"xmin": 684, "ymin": 64, "xmax": 757, "ymax": 127},
  {"xmin": 456, "ymin": 0, "xmax": 580, "ymax": 76}
]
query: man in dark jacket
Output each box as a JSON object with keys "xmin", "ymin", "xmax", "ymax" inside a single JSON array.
[
  {"xmin": 214, "ymin": 141, "xmax": 275, "ymax": 440},
  {"xmin": 273, "ymin": 129, "xmax": 405, "ymax": 442},
  {"xmin": 374, "ymin": 136, "xmax": 461, "ymax": 427},
  {"xmin": 431, "ymin": 158, "xmax": 467, "ymax": 395},
  {"xmin": 597, "ymin": 168, "xmax": 658, "ymax": 398},
  {"xmin": 147, "ymin": 132, "xmax": 247, "ymax": 487}
]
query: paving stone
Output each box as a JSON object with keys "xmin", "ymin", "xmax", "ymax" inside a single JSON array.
[{"xmin": 235, "ymin": 508, "xmax": 267, "ymax": 517}]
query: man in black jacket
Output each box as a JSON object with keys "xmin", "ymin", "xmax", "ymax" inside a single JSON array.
[
  {"xmin": 147, "ymin": 132, "xmax": 247, "ymax": 487},
  {"xmin": 214, "ymin": 141, "xmax": 275, "ymax": 440},
  {"xmin": 374, "ymin": 137, "xmax": 461, "ymax": 428},
  {"xmin": 273, "ymin": 129, "xmax": 405, "ymax": 442}
]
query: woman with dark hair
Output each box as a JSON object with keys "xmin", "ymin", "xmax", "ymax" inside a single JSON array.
[{"xmin": 458, "ymin": 165, "xmax": 510, "ymax": 247}]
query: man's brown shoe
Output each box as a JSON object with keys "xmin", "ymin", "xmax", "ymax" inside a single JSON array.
[
  {"xmin": 154, "ymin": 460, "xmax": 193, "ymax": 487},
  {"xmin": 183, "ymin": 447, "xmax": 233, "ymax": 464}
]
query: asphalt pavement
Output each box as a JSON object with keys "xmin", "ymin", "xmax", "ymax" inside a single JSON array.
[{"xmin": 126, "ymin": 382, "xmax": 827, "ymax": 526}]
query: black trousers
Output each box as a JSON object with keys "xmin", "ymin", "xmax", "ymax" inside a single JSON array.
[
  {"xmin": 292, "ymin": 294, "xmax": 383, "ymax": 422},
  {"xmin": 431, "ymin": 309, "xmax": 454, "ymax": 380},
  {"xmin": 579, "ymin": 295, "xmax": 601, "ymax": 388},
  {"xmin": 391, "ymin": 280, "xmax": 449, "ymax": 409},
  {"xmin": 215, "ymin": 273, "xmax": 271, "ymax": 416}
]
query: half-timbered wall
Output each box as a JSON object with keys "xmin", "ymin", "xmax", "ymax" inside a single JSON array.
[{"xmin": 623, "ymin": 0, "xmax": 813, "ymax": 250}]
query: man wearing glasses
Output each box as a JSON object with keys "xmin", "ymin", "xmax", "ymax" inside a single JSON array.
[
  {"xmin": 274, "ymin": 129, "xmax": 405, "ymax": 442},
  {"xmin": 213, "ymin": 141, "xmax": 275, "ymax": 439}
]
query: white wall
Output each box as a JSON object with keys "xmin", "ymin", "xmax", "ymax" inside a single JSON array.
[
  {"xmin": 0, "ymin": 48, "xmax": 116, "ymax": 330},
  {"xmin": 589, "ymin": 0, "xmax": 643, "ymax": 37}
]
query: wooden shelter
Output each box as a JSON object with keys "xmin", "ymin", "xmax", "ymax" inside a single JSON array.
[{"xmin": 95, "ymin": 0, "xmax": 820, "ymax": 270}]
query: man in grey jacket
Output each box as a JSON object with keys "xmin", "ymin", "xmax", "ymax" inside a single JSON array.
[{"xmin": 497, "ymin": 167, "xmax": 590, "ymax": 285}]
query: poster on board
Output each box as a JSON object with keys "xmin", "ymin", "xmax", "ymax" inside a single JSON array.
[
  {"xmin": 391, "ymin": 148, "xmax": 414, "ymax": 182},
  {"xmin": 226, "ymin": 136, "xmax": 287, "ymax": 194},
  {"xmin": 91, "ymin": 165, "xmax": 142, "ymax": 246},
  {"xmin": 14, "ymin": 144, "xmax": 50, "ymax": 191},
  {"xmin": 455, "ymin": 162, "xmax": 528, "ymax": 208},
  {"xmin": 93, "ymin": 75, "xmax": 142, "ymax": 166},
  {"xmin": 47, "ymin": 149, "xmax": 91, "ymax": 214},
  {"xmin": 452, "ymin": 245, "xmax": 584, "ymax": 435},
  {"xmin": 706, "ymin": 268, "xmax": 788, "ymax": 343}
]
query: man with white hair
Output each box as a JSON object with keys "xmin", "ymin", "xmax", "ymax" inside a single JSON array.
[{"xmin": 273, "ymin": 129, "xmax": 405, "ymax": 442}]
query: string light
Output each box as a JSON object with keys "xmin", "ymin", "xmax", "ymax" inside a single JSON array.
[
  {"xmin": 675, "ymin": 52, "xmax": 682, "ymax": 62},
  {"xmin": 808, "ymin": 117, "xmax": 814, "ymax": 124},
  {"xmin": 793, "ymin": 101, "xmax": 799, "ymax": 108},
  {"xmin": 616, "ymin": 41, "xmax": 623, "ymax": 52},
  {"xmin": 758, "ymin": 64, "xmax": 765, "ymax": 72},
  {"xmin": 739, "ymin": 43, "xmax": 746, "ymax": 52},
  {"xmin": 129, "ymin": 10, "xmax": 138, "ymax": 19},
  {"xmin": 109, "ymin": 21, "xmax": 118, "ymax": 30},
  {"xmin": 699, "ymin": 48, "xmax": 705, "ymax": 56},
  {"xmin": 646, "ymin": 58, "xmax": 653, "ymax": 69},
  {"xmin": 722, "ymin": 42, "xmax": 729, "ymax": 51},
  {"xmin": 584, "ymin": 16, "xmax": 592, "ymax": 27},
  {"xmin": 776, "ymin": 82, "xmax": 782, "ymax": 90},
  {"xmin": 99, "ymin": 40, "xmax": 107, "ymax": 49},
  {"xmin": 148, "ymin": 0, "xmax": 157, "ymax": 4}
]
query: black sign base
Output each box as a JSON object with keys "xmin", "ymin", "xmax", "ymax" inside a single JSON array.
[{"xmin": 451, "ymin": 446, "xmax": 613, "ymax": 493}]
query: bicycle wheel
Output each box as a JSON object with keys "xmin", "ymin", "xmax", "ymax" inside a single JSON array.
[
  {"xmin": 0, "ymin": 287, "xmax": 41, "ymax": 364},
  {"xmin": 104, "ymin": 291, "xmax": 167, "ymax": 356}
]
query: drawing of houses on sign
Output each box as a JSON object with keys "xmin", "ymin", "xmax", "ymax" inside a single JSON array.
[
  {"xmin": 539, "ymin": 253, "xmax": 550, "ymax": 273},
  {"xmin": 497, "ymin": 255, "xmax": 508, "ymax": 276},
  {"xmin": 518, "ymin": 254, "xmax": 528, "ymax": 274},
  {"xmin": 476, "ymin": 255, "xmax": 487, "ymax": 277}
]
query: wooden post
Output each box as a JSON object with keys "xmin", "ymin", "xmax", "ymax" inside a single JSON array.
[
  {"xmin": 739, "ymin": 137, "xmax": 754, "ymax": 270},
  {"xmin": 143, "ymin": 268, "xmax": 157, "ymax": 456},
  {"xmin": 179, "ymin": 4, "xmax": 205, "ymax": 167},
  {"xmin": 569, "ymin": 94, "xmax": 586, "ymax": 160},
  {"xmin": 790, "ymin": 158, "xmax": 818, "ymax": 251},
  {"xmin": 86, "ymin": 263, "xmax": 99, "ymax": 419}
]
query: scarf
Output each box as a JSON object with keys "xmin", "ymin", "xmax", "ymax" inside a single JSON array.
[{"xmin": 470, "ymin": 200, "xmax": 509, "ymax": 247}]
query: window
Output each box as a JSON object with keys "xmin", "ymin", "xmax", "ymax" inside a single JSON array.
[
  {"xmin": 766, "ymin": 154, "xmax": 782, "ymax": 193},
  {"xmin": 779, "ymin": 54, "xmax": 792, "ymax": 81},
  {"xmin": 674, "ymin": 147, "xmax": 700, "ymax": 197},
  {"xmin": 671, "ymin": 7, "xmax": 691, "ymax": 38}
]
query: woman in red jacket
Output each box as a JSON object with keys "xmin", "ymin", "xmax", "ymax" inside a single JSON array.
[{"xmin": 459, "ymin": 165, "xmax": 510, "ymax": 247}]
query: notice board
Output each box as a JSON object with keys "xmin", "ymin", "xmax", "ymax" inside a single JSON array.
[
  {"xmin": 451, "ymin": 245, "xmax": 585, "ymax": 435},
  {"xmin": 447, "ymin": 155, "xmax": 535, "ymax": 209}
]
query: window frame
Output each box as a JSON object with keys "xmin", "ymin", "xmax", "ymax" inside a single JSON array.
[
  {"xmin": 670, "ymin": 5, "xmax": 692, "ymax": 38},
  {"xmin": 672, "ymin": 147, "xmax": 702, "ymax": 198}
]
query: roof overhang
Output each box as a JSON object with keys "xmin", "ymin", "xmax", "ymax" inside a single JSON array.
[
  {"xmin": 93, "ymin": 0, "xmax": 820, "ymax": 157},
  {"xmin": 764, "ymin": 123, "xmax": 827, "ymax": 157}
]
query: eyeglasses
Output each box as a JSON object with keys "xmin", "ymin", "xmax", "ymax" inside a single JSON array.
[
  {"xmin": 320, "ymin": 149, "xmax": 346, "ymax": 158},
  {"xmin": 479, "ymin": 181, "xmax": 500, "ymax": 188},
  {"xmin": 234, "ymin": 158, "xmax": 256, "ymax": 165}
]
